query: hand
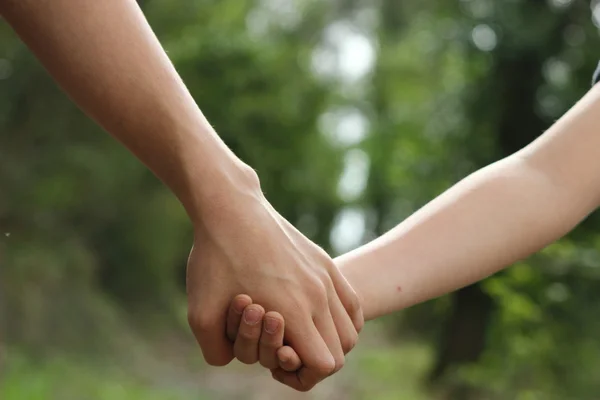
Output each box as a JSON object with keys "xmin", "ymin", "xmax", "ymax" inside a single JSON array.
[
  {"xmin": 186, "ymin": 185, "xmax": 363, "ymax": 391},
  {"xmin": 225, "ymin": 294, "xmax": 302, "ymax": 373},
  {"xmin": 226, "ymin": 294, "xmax": 371, "ymax": 389}
]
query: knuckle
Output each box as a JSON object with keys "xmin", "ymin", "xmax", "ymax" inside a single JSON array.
[
  {"xmin": 355, "ymin": 317, "xmax": 365, "ymax": 334},
  {"xmin": 297, "ymin": 385, "xmax": 313, "ymax": 393},
  {"xmin": 347, "ymin": 293, "xmax": 361, "ymax": 315},
  {"xmin": 333, "ymin": 355, "xmax": 345, "ymax": 373},
  {"xmin": 288, "ymin": 282, "xmax": 326, "ymax": 312},
  {"xmin": 284, "ymin": 293, "xmax": 306, "ymax": 315},
  {"xmin": 312, "ymin": 358, "xmax": 336, "ymax": 377},
  {"xmin": 187, "ymin": 309, "xmax": 213, "ymax": 334},
  {"xmin": 293, "ymin": 378, "xmax": 317, "ymax": 393},
  {"xmin": 310, "ymin": 274, "xmax": 328, "ymax": 291},
  {"xmin": 341, "ymin": 333, "xmax": 358, "ymax": 354},
  {"xmin": 260, "ymin": 335, "xmax": 278, "ymax": 348},
  {"xmin": 344, "ymin": 292, "xmax": 365, "ymax": 333},
  {"xmin": 314, "ymin": 263, "xmax": 331, "ymax": 281},
  {"xmin": 352, "ymin": 309, "xmax": 365, "ymax": 333},
  {"xmin": 238, "ymin": 328, "xmax": 260, "ymax": 342},
  {"xmin": 306, "ymin": 278, "xmax": 328, "ymax": 303}
]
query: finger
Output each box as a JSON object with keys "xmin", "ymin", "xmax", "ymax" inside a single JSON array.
[
  {"xmin": 283, "ymin": 318, "xmax": 336, "ymax": 391},
  {"xmin": 258, "ymin": 311, "xmax": 285, "ymax": 369},
  {"xmin": 277, "ymin": 346, "xmax": 302, "ymax": 372},
  {"xmin": 330, "ymin": 267, "xmax": 364, "ymax": 334},
  {"xmin": 313, "ymin": 311, "xmax": 345, "ymax": 374},
  {"xmin": 272, "ymin": 325, "xmax": 339, "ymax": 394},
  {"xmin": 226, "ymin": 294, "xmax": 253, "ymax": 342},
  {"xmin": 271, "ymin": 368, "xmax": 313, "ymax": 392},
  {"xmin": 330, "ymin": 295, "xmax": 359, "ymax": 355},
  {"xmin": 276, "ymin": 213, "xmax": 363, "ymax": 333},
  {"xmin": 233, "ymin": 304, "xmax": 265, "ymax": 364}
]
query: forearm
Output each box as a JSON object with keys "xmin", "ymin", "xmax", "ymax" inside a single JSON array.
[
  {"xmin": 1, "ymin": 0, "xmax": 256, "ymax": 221},
  {"xmin": 337, "ymin": 84, "xmax": 600, "ymax": 321},
  {"xmin": 337, "ymin": 157, "xmax": 594, "ymax": 321}
]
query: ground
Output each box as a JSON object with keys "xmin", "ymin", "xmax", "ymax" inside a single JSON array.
[{"xmin": 2, "ymin": 322, "xmax": 434, "ymax": 400}]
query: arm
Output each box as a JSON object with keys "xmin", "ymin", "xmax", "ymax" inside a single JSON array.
[
  {"xmin": 223, "ymin": 84, "xmax": 600, "ymax": 382},
  {"xmin": 0, "ymin": 0, "xmax": 362, "ymax": 387},
  {"xmin": 0, "ymin": 0, "xmax": 249, "ymax": 218},
  {"xmin": 339, "ymin": 85, "xmax": 600, "ymax": 321},
  {"xmin": 223, "ymin": 71, "xmax": 600, "ymax": 388}
]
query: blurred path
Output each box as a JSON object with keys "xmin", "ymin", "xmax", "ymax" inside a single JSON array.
[
  {"xmin": 143, "ymin": 325, "xmax": 387, "ymax": 400},
  {"xmin": 199, "ymin": 362, "xmax": 357, "ymax": 400}
]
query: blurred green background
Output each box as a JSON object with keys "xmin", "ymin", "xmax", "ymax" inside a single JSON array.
[{"xmin": 3, "ymin": 0, "xmax": 600, "ymax": 399}]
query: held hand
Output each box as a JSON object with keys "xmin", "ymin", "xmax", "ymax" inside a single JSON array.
[
  {"xmin": 226, "ymin": 295, "xmax": 302, "ymax": 372},
  {"xmin": 186, "ymin": 185, "xmax": 363, "ymax": 391},
  {"xmin": 226, "ymin": 294, "xmax": 368, "ymax": 390}
]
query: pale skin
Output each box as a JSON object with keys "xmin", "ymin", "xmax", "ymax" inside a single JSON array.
[
  {"xmin": 0, "ymin": 0, "xmax": 363, "ymax": 390},
  {"xmin": 227, "ymin": 83, "xmax": 600, "ymax": 389}
]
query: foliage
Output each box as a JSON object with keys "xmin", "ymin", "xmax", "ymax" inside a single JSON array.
[
  {"xmin": 3, "ymin": 0, "xmax": 600, "ymax": 398},
  {"xmin": 2, "ymin": 350, "xmax": 207, "ymax": 400}
]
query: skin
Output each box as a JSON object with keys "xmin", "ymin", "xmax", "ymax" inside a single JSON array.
[
  {"xmin": 0, "ymin": 0, "xmax": 363, "ymax": 390},
  {"xmin": 227, "ymin": 83, "xmax": 600, "ymax": 388}
]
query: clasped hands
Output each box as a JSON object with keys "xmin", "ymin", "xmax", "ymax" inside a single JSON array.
[{"xmin": 185, "ymin": 178, "xmax": 363, "ymax": 392}]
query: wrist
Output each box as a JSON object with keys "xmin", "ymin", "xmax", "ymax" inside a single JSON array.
[
  {"xmin": 334, "ymin": 254, "xmax": 369, "ymax": 321},
  {"xmin": 183, "ymin": 157, "xmax": 264, "ymax": 228},
  {"xmin": 335, "ymin": 243, "xmax": 415, "ymax": 322}
]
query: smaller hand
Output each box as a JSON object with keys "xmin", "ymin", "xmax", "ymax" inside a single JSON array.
[{"xmin": 226, "ymin": 295, "xmax": 304, "ymax": 383}]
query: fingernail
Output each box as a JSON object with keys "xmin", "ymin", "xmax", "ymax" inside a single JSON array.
[
  {"xmin": 279, "ymin": 354, "xmax": 290, "ymax": 363},
  {"xmin": 278, "ymin": 350, "xmax": 290, "ymax": 363},
  {"xmin": 244, "ymin": 308, "xmax": 261, "ymax": 325},
  {"xmin": 264, "ymin": 317, "xmax": 279, "ymax": 334}
]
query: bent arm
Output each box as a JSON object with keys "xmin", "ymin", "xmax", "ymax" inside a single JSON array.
[
  {"xmin": 338, "ymin": 85, "xmax": 600, "ymax": 321},
  {"xmin": 0, "ymin": 0, "xmax": 258, "ymax": 221}
]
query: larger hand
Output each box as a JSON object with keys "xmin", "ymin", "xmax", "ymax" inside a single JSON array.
[
  {"xmin": 0, "ymin": 0, "xmax": 362, "ymax": 385},
  {"xmin": 186, "ymin": 182, "xmax": 363, "ymax": 391}
]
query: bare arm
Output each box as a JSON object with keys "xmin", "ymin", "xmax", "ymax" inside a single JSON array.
[
  {"xmin": 338, "ymin": 85, "xmax": 600, "ymax": 321},
  {"xmin": 1, "ymin": 0, "xmax": 363, "ymax": 388},
  {"xmin": 222, "ymin": 68, "xmax": 600, "ymax": 387},
  {"xmin": 0, "ymin": 0, "xmax": 252, "ymax": 218}
]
